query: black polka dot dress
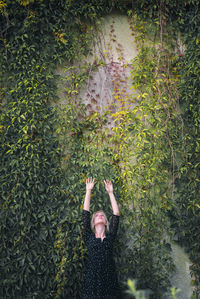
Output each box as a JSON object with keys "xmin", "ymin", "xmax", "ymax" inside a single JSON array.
[{"xmin": 82, "ymin": 209, "xmax": 121, "ymax": 299}]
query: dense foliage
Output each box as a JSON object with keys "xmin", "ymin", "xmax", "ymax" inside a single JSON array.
[
  {"xmin": 0, "ymin": 0, "xmax": 200, "ymax": 298},
  {"xmin": 169, "ymin": 2, "xmax": 200, "ymax": 296},
  {"xmin": 0, "ymin": 1, "xmax": 116, "ymax": 297}
]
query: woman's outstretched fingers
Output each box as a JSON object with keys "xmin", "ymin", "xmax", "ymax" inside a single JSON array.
[
  {"xmin": 84, "ymin": 178, "xmax": 95, "ymax": 211},
  {"xmin": 86, "ymin": 177, "xmax": 95, "ymax": 191},
  {"xmin": 104, "ymin": 180, "xmax": 113, "ymax": 194}
]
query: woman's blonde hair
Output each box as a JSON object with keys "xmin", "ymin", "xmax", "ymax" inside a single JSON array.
[{"xmin": 91, "ymin": 210, "xmax": 109, "ymax": 232}]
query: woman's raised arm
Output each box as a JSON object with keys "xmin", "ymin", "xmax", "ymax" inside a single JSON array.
[
  {"xmin": 83, "ymin": 177, "xmax": 95, "ymax": 211},
  {"xmin": 104, "ymin": 180, "xmax": 119, "ymax": 216}
]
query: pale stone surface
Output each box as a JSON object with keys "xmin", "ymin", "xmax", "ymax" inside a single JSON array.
[
  {"xmin": 57, "ymin": 13, "xmax": 138, "ymax": 122},
  {"xmin": 164, "ymin": 242, "xmax": 192, "ymax": 299},
  {"xmin": 94, "ymin": 13, "xmax": 138, "ymax": 63},
  {"xmin": 78, "ymin": 13, "xmax": 138, "ymax": 122}
]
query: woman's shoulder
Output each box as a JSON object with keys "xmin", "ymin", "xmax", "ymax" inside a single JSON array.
[{"xmin": 83, "ymin": 209, "xmax": 90, "ymax": 214}]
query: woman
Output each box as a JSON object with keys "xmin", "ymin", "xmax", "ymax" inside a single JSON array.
[{"xmin": 82, "ymin": 177, "xmax": 122, "ymax": 299}]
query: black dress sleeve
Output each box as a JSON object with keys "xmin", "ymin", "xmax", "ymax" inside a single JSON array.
[
  {"xmin": 109, "ymin": 214, "xmax": 119, "ymax": 239},
  {"xmin": 82, "ymin": 209, "xmax": 92, "ymax": 242}
]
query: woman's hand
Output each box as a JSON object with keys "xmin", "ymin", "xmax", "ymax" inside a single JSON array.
[
  {"xmin": 86, "ymin": 177, "xmax": 95, "ymax": 192},
  {"xmin": 104, "ymin": 180, "xmax": 119, "ymax": 215},
  {"xmin": 83, "ymin": 178, "xmax": 94, "ymax": 211},
  {"xmin": 104, "ymin": 180, "xmax": 113, "ymax": 194}
]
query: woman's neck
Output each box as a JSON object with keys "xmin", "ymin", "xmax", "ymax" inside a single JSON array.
[{"xmin": 95, "ymin": 224, "xmax": 106, "ymax": 240}]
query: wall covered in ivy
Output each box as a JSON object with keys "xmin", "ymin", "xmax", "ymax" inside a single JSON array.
[{"xmin": 0, "ymin": 0, "xmax": 200, "ymax": 298}]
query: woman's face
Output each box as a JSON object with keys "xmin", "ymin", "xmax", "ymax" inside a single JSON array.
[{"xmin": 93, "ymin": 212, "xmax": 107, "ymax": 227}]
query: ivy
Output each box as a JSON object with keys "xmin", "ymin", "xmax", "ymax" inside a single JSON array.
[
  {"xmin": 1, "ymin": 0, "xmax": 200, "ymax": 298},
  {"xmin": 170, "ymin": 1, "xmax": 200, "ymax": 296},
  {"xmin": 106, "ymin": 12, "xmax": 181, "ymax": 295}
]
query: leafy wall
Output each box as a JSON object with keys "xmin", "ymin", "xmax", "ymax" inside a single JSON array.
[{"xmin": 0, "ymin": 0, "xmax": 200, "ymax": 298}]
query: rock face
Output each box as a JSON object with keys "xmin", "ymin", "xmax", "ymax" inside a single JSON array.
[
  {"xmin": 58, "ymin": 13, "xmax": 138, "ymax": 125},
  {"xmin": 170, "ymin": 242, "xmax": 192, "ymax": 299},
  {"xmin": 162, "ymin": 242, "xmax": 192, "ymax": 299},
  {"xmin": 78, "ymin": 13, "xmax": 138, "ymax": 119}
]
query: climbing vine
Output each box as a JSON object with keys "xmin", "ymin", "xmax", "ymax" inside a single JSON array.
[
  {"xmin": 0, "ymin": 1, "xmax": 120, "ymax": 297},
  {"xmin": 1, "ymin": 0, "xmax": 200, "ymax": 298},
  {"xmin": 104, "ymin": 12, "xmax": 181, "ymax": 295}
]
